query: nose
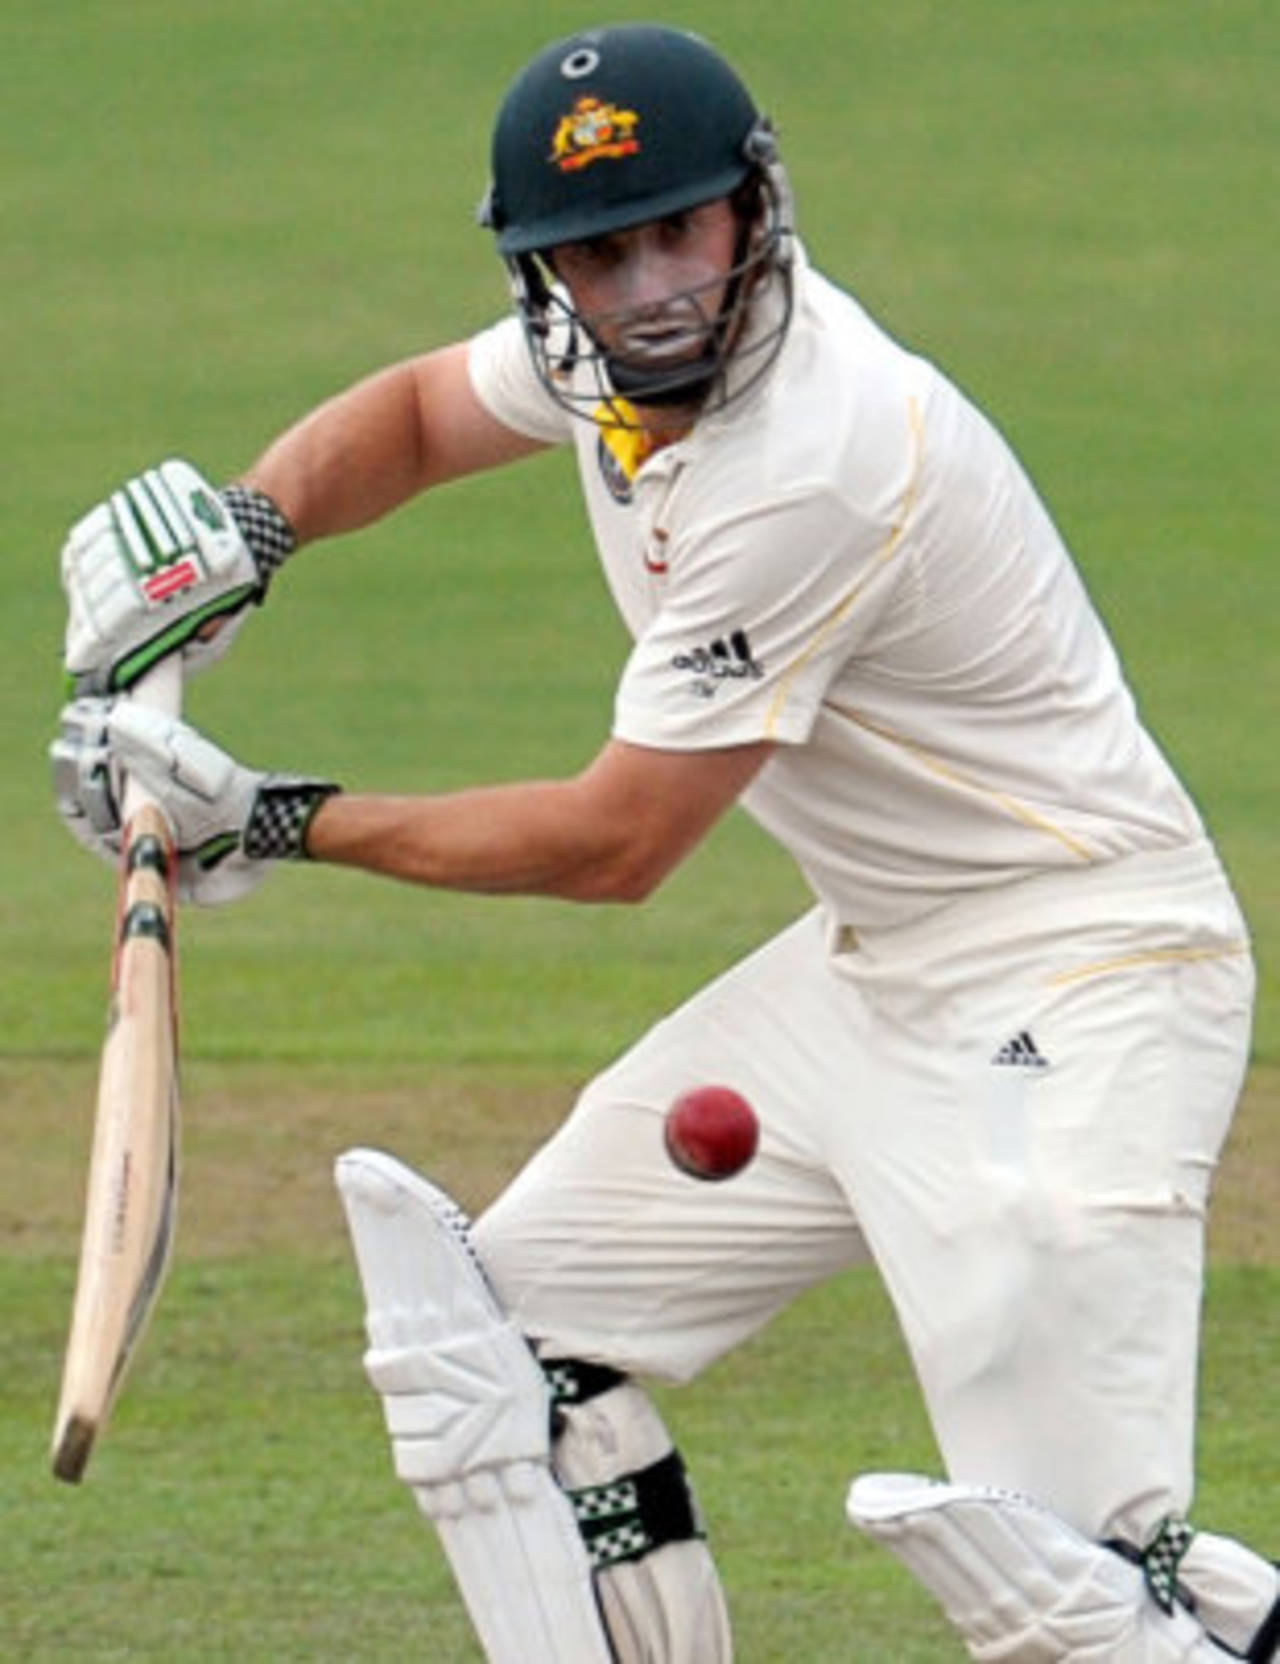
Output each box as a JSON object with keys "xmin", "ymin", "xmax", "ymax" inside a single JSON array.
[{"xmin": 613, "ymin": 244, "xmax": 684, "ymax": 314}]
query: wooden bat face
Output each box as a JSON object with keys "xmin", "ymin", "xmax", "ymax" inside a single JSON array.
[{"xmin": 52, "ymin": 663, "xmax": 183, "ymax": 1483}]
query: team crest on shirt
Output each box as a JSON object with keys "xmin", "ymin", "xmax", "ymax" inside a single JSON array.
[
  {"xmin": 593, "ymin": 398, "xmax": 657, "ymax": 505},
  {"xmin": 597, "ymin": 433, "xmax": 633, "ymax": 503},
  {"xmin": 550, "ymin": 97, "xmax": 641, "ymax": 172}
]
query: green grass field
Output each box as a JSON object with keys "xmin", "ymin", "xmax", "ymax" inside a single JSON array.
[{"xmin": 3, "ymin": 2, "xmax": 1277, "ymax": 1657}]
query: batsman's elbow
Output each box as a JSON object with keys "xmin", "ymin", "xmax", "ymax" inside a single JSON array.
[
  {"xmin": 564, "ymin": 734, "xmax": 771, "ymax": 905},
  {"xmin": 567, "ymin": 845, "xmax": 677, "ymax": 905}
]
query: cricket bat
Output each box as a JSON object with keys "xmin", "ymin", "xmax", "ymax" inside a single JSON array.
[{"xmin": 51, "ymin": 655, "xmax": 184, "ymax": 1483}]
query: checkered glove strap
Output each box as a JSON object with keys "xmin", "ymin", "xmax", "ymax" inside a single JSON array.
[
  {"xmin": 62, "ymin": 459, "xmax": 298, "ymax": 694},
  {"xmin": 220, "ymin": 482, "xmax": 297, "ymax": 583},
  {"xmin": 242, "ymin": 777, "xmax": 340, "ymax": 860}
]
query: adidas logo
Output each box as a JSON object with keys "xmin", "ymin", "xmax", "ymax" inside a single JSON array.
[
  {"xmin": 672, "ymin": 629, "xmax": 764, "ymax": 699},
  {"xmin": 991, "ymin": 1030, "xmax": 1049, "ymax": 1069}
]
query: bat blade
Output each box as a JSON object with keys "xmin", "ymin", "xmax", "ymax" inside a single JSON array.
[{"xmin": 52, "ymin": 663, "xmax": 182, "ymax": 1484}]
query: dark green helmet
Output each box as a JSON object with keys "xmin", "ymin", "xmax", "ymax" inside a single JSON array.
[
  {"xmin": 485, "ymin": 24, "xmax": 763, "ymax": 257},
  {"xmin": 480, "ymin": 24, "xmax": 796, "ymax": 422}
]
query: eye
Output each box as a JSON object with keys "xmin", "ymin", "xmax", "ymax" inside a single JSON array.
[
  {"xmin": 653, "ymin": 211, "xmax": 695, "ymax": 248},
  {"xmin": 554, "ymin": 236, "xmax": 621, "ymax": 280}
]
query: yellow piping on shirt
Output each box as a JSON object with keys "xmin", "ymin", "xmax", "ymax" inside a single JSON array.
[
  {"xmin": 764, "ymin": 397, "xmax": 925, "ymax": 740},
  {"xmin": 1047, "ymin": 943, "xmax": 1251, "ymax": 987},
  {"xmin": 827, "ymin": 705, "xmax": 1100, "ymax": 863},
  {"xmin": 760, "ymin": 391, "xmax": 1094, "ymax": 865}
]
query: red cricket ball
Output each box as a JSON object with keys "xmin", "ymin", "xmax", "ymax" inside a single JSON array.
[{"xmin": 663, "ymin": 1084, "xmax": 760, "ymax": 1182}]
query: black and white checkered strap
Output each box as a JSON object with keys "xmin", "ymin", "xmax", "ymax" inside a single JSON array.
[
  {"xmin": 220, "ymin": 483, "xmax": 298, "ymax": 588},
  {"xmin": 544, "ymin": 1358, "xmax": 629, "ymax": 1411},
  {"xmin": 1142, "ymin": 1516, "xmax": 1196, "ymax": 1614},
  {"xmin": 243, "ymin": 777, "xmax": 341, "ymax": 860},
  {"xmin": 567, "ymin": 1450, "xmax": 705, "ymax": 1570},
  {"xmin": 1109, "ymin": 1515, "xmax": 1196, "ymax": 1616}
]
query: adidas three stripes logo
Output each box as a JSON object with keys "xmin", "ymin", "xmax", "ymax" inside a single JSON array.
[{"xmin": 991, "ymin": 1030, "xmax": 1050, "ymax": 1069}]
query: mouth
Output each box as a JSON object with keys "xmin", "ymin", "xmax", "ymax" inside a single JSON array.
[
  {"xmin": 614, "ymin": 326, "xmax": 711, "ymax": 368},
  {"xmin": 611, "ymin": 300, "xmax": 718, "ymax": 369},
  {"xmin": 581, "ymin": 282, "xmax": 735, "ymax": 409}
]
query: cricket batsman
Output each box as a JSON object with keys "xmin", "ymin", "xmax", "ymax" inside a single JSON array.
[{"xmin": 51, "ymin": 22, "xmax": 1277, "ymax": 1661}]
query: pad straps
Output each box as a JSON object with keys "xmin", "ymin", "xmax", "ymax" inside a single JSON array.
[
  {"xmin": 1108, "ymin": 1515, "xmax": 1197, "ymax": 1615},
  {"xmin": 545, "ymin": 1357, "xmax": 629, "ymax": 1416},
  {"xmin": 543, "ymin": 1357, "xmax": 707, "ymax": 1570},
  {"xmin": 568, "ymin": 1451, "xmax": 705, "ymax": 1570}
]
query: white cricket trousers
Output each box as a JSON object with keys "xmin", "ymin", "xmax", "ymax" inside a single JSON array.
[{"xmin": 474, "ymin": 839, "xmax": 1254, "ymax": 1543}]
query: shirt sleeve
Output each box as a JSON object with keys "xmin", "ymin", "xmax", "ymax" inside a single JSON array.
[
  {"xmin": 613, "ymin": 479, "xmax": 916, "ymax": 752},
  {"xmin": 467, "ymin": 316, "xmax": 574, "ymax": 446}
]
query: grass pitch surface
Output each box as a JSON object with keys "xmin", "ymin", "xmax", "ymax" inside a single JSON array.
[
  {"xmin": 3, "ymin": 1062, "xmax": 1278, "ymax": 1659},
  {"xmin": 4, "ymin": 1, "xmax": 1277, "ymax": 1657}
]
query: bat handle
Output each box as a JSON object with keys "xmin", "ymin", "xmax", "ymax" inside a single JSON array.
[{"xmin": 122, "ymin": 656, "xmax": 184, "ymax": 822}]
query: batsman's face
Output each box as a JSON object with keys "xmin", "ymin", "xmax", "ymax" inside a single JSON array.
[{"xmin": 550, "ymin": 197, "xmax": 741, "ymax": 382}]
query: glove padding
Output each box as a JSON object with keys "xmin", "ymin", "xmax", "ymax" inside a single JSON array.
[
  {"xmin": 61, "ymin": 459, "xmax": 294, "ymax": 694},
  {"xmin": 52, "ymin": 697, "xmax": 339, "ymax": 906}
]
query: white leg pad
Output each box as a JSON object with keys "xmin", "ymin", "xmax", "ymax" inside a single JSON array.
[
  {"xmin": 847, "ymin": 1473, "xmax": 1237, "ymax": 1662},
  {"xmin": 335, "ymin": 1148, "xmax": 612, "ymax": 1664}
]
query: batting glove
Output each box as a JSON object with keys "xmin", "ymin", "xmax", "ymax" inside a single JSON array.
[
  {"xmin": 61, "ymin": 458, "xmax": 297, "ymax": 695},
  {"xmin": 52, "ymin": 697, "xmax": 339, "ymax": 906}
]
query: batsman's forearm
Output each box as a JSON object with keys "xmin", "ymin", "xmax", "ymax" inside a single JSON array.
[
  {"xmin": 300, "ymin": 739, "xmax": 769, "ymax": 903},
  {"xmin": 304, "ymin": 783, "xmax": 675, "ymax": 905}
]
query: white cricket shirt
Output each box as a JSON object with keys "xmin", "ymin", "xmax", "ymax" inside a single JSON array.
[{"xmin": 468, "ymin": 245, "xmax": 1204, "ymax": 929}]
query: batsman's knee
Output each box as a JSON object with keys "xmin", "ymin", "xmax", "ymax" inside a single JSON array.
[{"xmin": 545, "ymin": 1357, "xmax": 733, "ymax": 1664}]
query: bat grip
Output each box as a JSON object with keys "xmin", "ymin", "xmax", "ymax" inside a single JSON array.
[{"xmin": 122, "ymin": 656, "xmax": 184, "ymax": 823}]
